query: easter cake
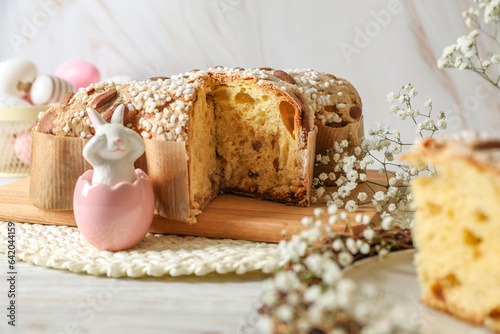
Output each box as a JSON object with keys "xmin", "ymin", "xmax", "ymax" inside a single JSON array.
[
  {"xmin": 403, "ymin": 134, "xmax": 500, "ymax": 333},
  {"xmin": 32, "ymin": 67, "xmax": 363, "ymax": 223}
]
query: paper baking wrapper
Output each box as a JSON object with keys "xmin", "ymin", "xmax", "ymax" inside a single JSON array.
[
  {"xmin": 305, "ymin": 127, "xmax": 318, "ymax": 203},
  {"xmin": 30, "ymin": 131, "xmax": 192, "ymax": 223},
  {"xmin": 143, "ymin": 140, "xmax": 192, "ymax": 223},
  {"xmin": 30, "ymin": 130, "xmax": 91, "ymax": 210},
  {"xmin": 314, "ymin": 117, "xmax": 364, "ymax": 186}
]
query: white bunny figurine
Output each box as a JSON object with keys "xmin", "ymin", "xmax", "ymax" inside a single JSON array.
[{"xmin": 84, "ymin": 104, "xmax": 145, "ymax": 186}]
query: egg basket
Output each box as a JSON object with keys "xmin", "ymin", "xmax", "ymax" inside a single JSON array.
[{"xmin": 0, "ymin": 106, "xmax": 48, "ymax": 177}]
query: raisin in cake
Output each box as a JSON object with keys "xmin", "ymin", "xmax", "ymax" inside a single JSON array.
[
  {"xmin": 32, "ymin": 67, "xmax": 363, "ymax": 223},
  {"xmin": 403, "ymin": 134, "xmax": 500, "ymax": 332}
]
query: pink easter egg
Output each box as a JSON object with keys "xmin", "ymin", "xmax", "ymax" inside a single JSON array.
[
  {"xmin": 73, "ymin": 169, "xmax": 155, "ymax": 251},
  {"xmin": 55, "ymin": 60, "xmax": 100, "ymax": 90},
  {"xmin": 14, "ymin": 130, "xmax": 33, "ymax": 166}
]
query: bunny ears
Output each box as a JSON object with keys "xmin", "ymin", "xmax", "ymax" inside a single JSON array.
[{"xmin": 86, "ymin": 104, "xmax": 125, "ymax": 129}]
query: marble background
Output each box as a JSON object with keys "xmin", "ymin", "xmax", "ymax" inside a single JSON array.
[{"xmin": 1, "ymin": 0, "xmax": 499, "ymax": 142}]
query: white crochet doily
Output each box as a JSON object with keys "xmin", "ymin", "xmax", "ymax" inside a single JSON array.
[{"xmin": 0, "ymin": 222, "xmax": 280, "ymax": 277}]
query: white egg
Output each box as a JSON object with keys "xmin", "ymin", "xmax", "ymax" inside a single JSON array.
[
  {"xmin": 0, "ymin": 59, "xmax": 37, "ymax": 97},
  {"xmin": 102, "ymin": 75, "xmax": 135, "ymax": 84},
  {"xmin": 30, "ymin": 75, "xmax": 75, "ymax": 105},
  {"xmin": 0, "ymin": 93, "xmax": 31, "ymax": 107}
]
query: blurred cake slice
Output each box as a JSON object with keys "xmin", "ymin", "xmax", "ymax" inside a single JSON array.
[{"xmin": 403, "ymin": 133, "xmax": 500, "ymax": 333}]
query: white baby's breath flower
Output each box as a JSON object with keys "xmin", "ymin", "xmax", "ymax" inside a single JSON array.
[
  {"xmin": 423, "ymin": 98, "xmax": 432, "ymax": 107},
  {"xmin": 378, "ymin": 249, "xmax": 389, "ymax": 257},
  {"xmin": 492, "ymin": 54, "xmax": 500, "ymax": 63},
  {"xmin": 391, "ymin": 105, "xmax": 400, "ymax": 113},
  {"xmin": 387, "ymin": 92, "xmax": 396, "ymax": 102},
  {"xmin": 398, "ymin": 95, "xmax": 405, "ymax": 104},
  {"xmin": 359, "ymin": 242, "xmax": 371, "ymax": 255},
  {"xmin": 333, "ymin": 198, "xmax": 344, "ymax": 208},
  {"xmin": 327, "ymin": 205, "xmax": 338, "ymax": 215},
  {"xmin": 389, "ymin": 143, "xmax": 402, "ymax": 154},
  {"xmin": 442, "ymin": 44, "xmax": 456, "ymax": 57},
  {"xmin": 313, "ymin": 208, "xmax": 324, "ymax": 218},
  {"xmin": 387, "ymin": 186, "xmax": 398, "ymax": 197},
  {"xmin": 262, "ymin": 288, "xmax": 277, "ymax": 305},
  {"xmin": 373, "ymin": 191, "xmax": 386, "ymax": 202},
  {"xmin": 328, "ymin": 172, "xmax": 336, "ymax": 181},
  {"xmin": 362, "ymin": 215, "xmax": 371, "ymax": 225},
  {"xmin": 388, "ymin": 203, "xmax": 397, "ymax": 212},
  {"xmin": 332, "ymin": 239, "xmax": 344, "ymax": 252},
  {"xmin": 276, "ymin": 305, "xmax": 294, "ymax": 322},
  {"xmin": 407, "ymin": 108, "xmax": 419, "ymax": 117},
  {"xmin": 304, "ymin": 285, "xmax": 322, "ymax": 303},
  {"xmin": 381, "ymin": 217, "xmax": 394, "ymax": 230},
  {"xmin": 396, "ymin": 109, "xmax": 407, "ymax": 120},
  {"xmin": 363, "ymin": 228, "xmax": 375, "ymax": 241},
  {"xmin": 415, "ymin": 122, "xmax": 424, "ymax": 133},
  {"xmin": 354, "ymin": 146, "xmax": 362, "ymax": 156},
  {"xmin": 305, "ymin": 253, "xmax": 324, "ymax": 276},
  {"xmin": 335, "ymin": 177, "xmax": 344, "ymax": 187},
  {"xmin": 345, "ymin": 200, "xmax": 358, "ymax": 212},
  {"xmin": 437, "ymin": 58, "xmax": 448, "ymax": 69},
  {"xmin": 338, "ymin": 251, "xmax": 353, "ymax": 266},
  {"xmin": 319, "ymin": 173, "xmax": 328, "ymax": 181},
  {"xmin": 408, "ymin": 88, "xmax": 417, "ymax": 97},
  {"xmin": 316, "ymin": 187, "xmax": 325, "ymax": 198},
  {"xmin": 385, "ymin": 151, "xmax": 394, "ymax": 161},
  {"xmin": 338, "ymin": 185, "xmax": 351, "ymax": 198},
  {"xmin": 329, "ymin": 215, "xmax": 338, "ymax": 225},
  {"xmin": 301, "ymin": 216, "xmax": 314, "ymax": 227},
  {"xmin": 322, "ymin": 263, "xmax": 341, "ymax": 285},
  {"xmin": 346, "ymin": 170, "xmax": 358, "ymax": 182},
  {"xmin": 357, "ymin": 192, "xmax": 368, "ymax": 202},
  {"xmin": 339, "ymin": 211, "xmax": 348, "ymax": 220},
  {"xmin": 437, "ymin": 119, "xmax": 447, "ymax": 129},
  {"xmin": 346, "ymin": 238, "xmax": 358, "ymax": 255},
  {"xmin": 275, "ymin": 271, "xmax": 300, "ymax": 292}
]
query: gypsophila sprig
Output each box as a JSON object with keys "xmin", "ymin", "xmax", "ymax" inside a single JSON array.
[
  {"xmin": 438, "ymin": 0, "xmax": 500, "ymax": 89},
  {"xmin": 259, "ymin": 206, "xmax": 415, "ymax": 334},
  {"xmin": 312, "ymin": 85, "xmax": 440, "ymax": 228}
]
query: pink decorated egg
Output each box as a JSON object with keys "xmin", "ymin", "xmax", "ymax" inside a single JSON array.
[
  {"xmin": 14, "ymin": 130, "xmax": 32, "ymax": 166},
  {"xmin": 73, "ymin": 169, "xmax": 155, "ymax": 251},
  {"xmin": 55, "ymin": 60, "xmax": 100, "ymax": 90}
]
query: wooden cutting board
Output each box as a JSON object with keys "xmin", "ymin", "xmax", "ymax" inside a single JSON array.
[{"xmin": 0, "ymin": 171, "xmax": 384, "ymax": 243}]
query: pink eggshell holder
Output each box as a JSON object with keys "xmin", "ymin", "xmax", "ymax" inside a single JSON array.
[{"xmin": 73, "ymin": 169, "xmax": 155, "ymax": 251}]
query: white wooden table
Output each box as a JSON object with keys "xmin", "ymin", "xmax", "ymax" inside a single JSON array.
[{"xmin": 0, "ymin": 177, "xmax": 267, "ymax": 334}]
